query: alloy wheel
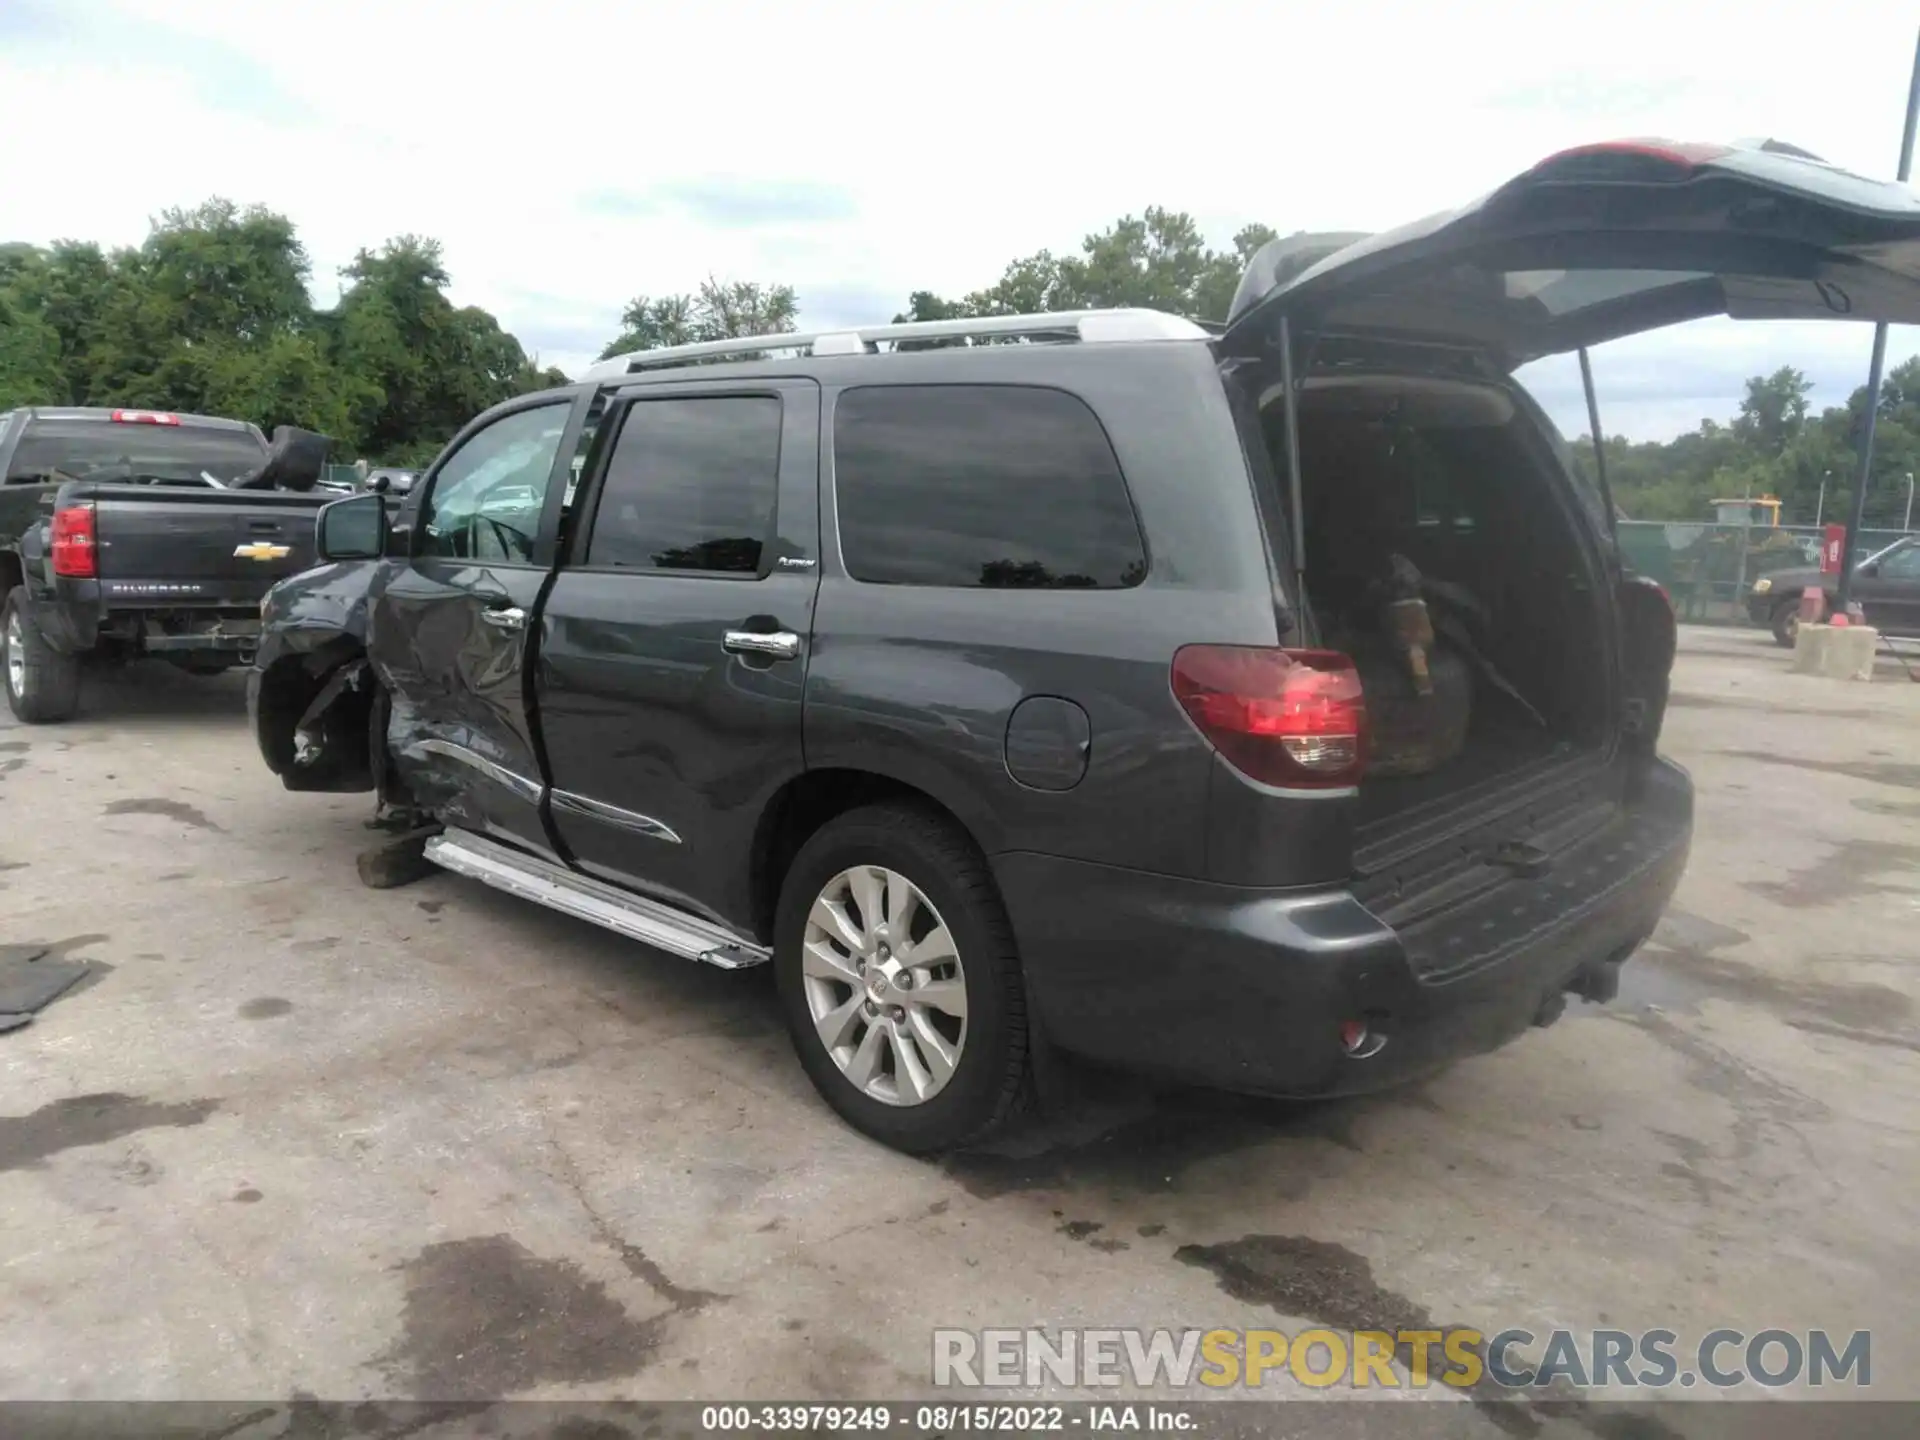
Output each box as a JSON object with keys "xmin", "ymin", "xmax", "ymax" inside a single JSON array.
[
  {"xmin": 800, "ymin": 864, "xmax": 968, "ymax": 1106},
  {"xmin": 4, "ymin": 612, "xmax": 22, "ymax": 700}
]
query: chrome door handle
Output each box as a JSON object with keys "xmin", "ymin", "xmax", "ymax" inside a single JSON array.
[
  {"xmin": 480, "ymin": 605, "xmax": 526, "ymax": 631},
  {"xmin": 724, "ymin": 629, "xmax": 800, "ymax": 660}
]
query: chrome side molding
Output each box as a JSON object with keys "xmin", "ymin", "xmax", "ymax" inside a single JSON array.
[
  {"xmin": 424, "ymin": 828, "xmax": 769, "ymax": 969},
  {"xmin": 550, "ymin": 789, "xmax": 682, "ymax": 844},
  {"xmin": 404, "ymin": 739, "xmax": 544, "ymax": 805}
]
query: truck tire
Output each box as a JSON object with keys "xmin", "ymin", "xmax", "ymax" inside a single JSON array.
[
  {"xmin": 3, "ymin": 586, "xmax": 81, "ymax": 724},
  {"xmin": 774, "ymin": 802, "xmax": 1029, "ymax": 1154},
  {"xmin": 1770, "ymin": 599, "xmax": 1801, "ymax": 648}
]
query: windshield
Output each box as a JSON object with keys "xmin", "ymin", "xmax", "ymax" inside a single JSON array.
[{"xmin": 7, "ymin": 420, "xmax": 267, "ymax": 486}]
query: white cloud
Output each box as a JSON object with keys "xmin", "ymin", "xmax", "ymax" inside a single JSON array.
[{"xmin": 2, "ymin": 0, "xmax": 1918, "ymax": 436}]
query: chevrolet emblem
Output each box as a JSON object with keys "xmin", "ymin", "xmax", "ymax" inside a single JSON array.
[{"xmin": 234, "ymin": 542, "xmax": 291, "ymax": 561}]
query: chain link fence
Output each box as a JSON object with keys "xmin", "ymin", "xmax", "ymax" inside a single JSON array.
[{"xmin": 1616, "ymin": 521, "xmax": 1915, "ymax": 624}]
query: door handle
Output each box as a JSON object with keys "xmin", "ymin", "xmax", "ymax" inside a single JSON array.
[
  {"xmin": 724, "ymin": 629, "xmax": 800, "ymax": 660},
  {"xmin": 480, "ymin": 605, "xmax": 527, "ymax": 631}
]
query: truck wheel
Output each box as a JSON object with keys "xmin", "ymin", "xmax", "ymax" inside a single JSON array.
[
  {"xmin": 1771, "ymin": 600, "xmax": 1801, "ymax": 648},
  {"xmin": 3, "ymin": 587, "xmax": 81, "ymax": 724},
  {"xmin": 774, "ymin": 803, "xmax": 1029, "ymax": 1154}
]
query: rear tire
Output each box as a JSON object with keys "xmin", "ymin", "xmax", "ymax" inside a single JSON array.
[
  {"xmin": 773, "ymin": 803, "xmax": 1029, "ymax": 1154},
  {"xmin": 1770, "ymin": 600, "xmax": 1801, "ymax": 648},
  {"xmin": 3, "ymin": 586, "xmax": 81, "ymax": 724}
]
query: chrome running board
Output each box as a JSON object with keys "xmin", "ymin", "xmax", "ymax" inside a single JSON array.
[{"xmin": 424, "ymin": 828, "xmax": 769, "ymax": 969}]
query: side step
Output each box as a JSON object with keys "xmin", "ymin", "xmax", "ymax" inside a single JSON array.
[{"xmin": 424, "ymin": 828, "xmax": 770, "ymax": 969}]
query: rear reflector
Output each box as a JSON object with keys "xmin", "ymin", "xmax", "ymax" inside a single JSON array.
[
  {"xmin": 52, "ymin": 503, "xmax": 98, "ymax": 578},
  {"xmin": 110, "ymin": 409, "xmax": 180, "ymax": 425},
  {"xmin": 1170, "ymin": 645, "xmax": 1367, "ymax": 788}
]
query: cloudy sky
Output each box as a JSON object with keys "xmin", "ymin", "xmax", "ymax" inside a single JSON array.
[{"xmin": 2, "ymin": 0, "xmax": 1917, "ymax": 440}]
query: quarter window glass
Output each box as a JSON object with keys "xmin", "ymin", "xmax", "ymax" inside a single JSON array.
[{"xmin": 833, "ymin": 385, "xmax": 1146, "ymax": 589}]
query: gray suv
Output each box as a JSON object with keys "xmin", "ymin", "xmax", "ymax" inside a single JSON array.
[{"xmin": 253, "ymin": 137, "xmax": 1920, "ymax": 1152}]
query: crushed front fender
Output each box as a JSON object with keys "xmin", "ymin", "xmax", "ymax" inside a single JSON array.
[{"xmin": 251, "ymin": 560, "xmax": 386, "ymax": 790}]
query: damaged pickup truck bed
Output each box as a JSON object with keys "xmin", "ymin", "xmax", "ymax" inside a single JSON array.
[{"xmin": 254, "ymin": 137, "xmax": 1920, "ymax": 1153}]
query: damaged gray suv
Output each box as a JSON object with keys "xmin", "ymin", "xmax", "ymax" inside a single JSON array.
[{"xmin": 252, "ymin": 137, "xmax": 1920, "ymax": 1153}]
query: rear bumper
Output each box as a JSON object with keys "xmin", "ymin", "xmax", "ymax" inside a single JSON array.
[
  {"xmin": 996, "ymin": 759, "xmax": 1692, "ymax": 1097},
  {"xmin": 30, "ymin": 578, "xmax": 261, "ymax": 657}
]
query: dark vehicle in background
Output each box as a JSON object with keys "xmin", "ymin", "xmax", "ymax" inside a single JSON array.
[
  {"xmin": 363, "ymin": 468, "xmax": 419, "ymax": 495},
  {"xmin": 0, "ymin": 407, "xmax": 331, "ymax": 722},
  {"xmin": 1748, "ymin": 535, "xmax": 1920, "ymax": 644},
  {"xmin": 252, "ymin": 136, "xmax": 1920, "ymax": 1152}
]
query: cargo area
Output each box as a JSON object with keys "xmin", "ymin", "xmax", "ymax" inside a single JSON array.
[{"xmin": 1252, "ymin": 366, "xmax": 1616, "ymax": 843}]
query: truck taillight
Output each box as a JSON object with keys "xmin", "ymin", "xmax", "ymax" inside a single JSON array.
[
  {"xmin": 1170, "ymin": 645, "xmax": 1368, "ymax": 789},
  {"xmin": 110, "ymin": 409, "xmax": 180, "ymax": 425},
  {"xmin": 52, "ymin": 504, "xmax": 98, "ymax": 578}
]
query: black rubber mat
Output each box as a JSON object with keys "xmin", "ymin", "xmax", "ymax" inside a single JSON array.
[{"xmin": 0, "ymin": 945, "xmax": 90, "ymax": 1030}]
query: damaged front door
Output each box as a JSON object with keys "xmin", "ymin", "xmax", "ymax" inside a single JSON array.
[{"xmin": 369, "ymin": 392, "xmax": 590, "ymax": 859}]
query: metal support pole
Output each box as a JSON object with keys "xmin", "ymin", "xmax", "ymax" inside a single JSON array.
[
  {"xmin": 1732, "ymin": 498, "xmax": 1754, "ymax": 614},
  {"xmin": 1906, "ymin": 472, "xmax": 1915, "ymax": 532},
  {"xmin": 1577, "ymin": 347, "xmax": 1612, "ymax": 518},
  {"xmin": 1277, "ymin": 315, "xmax": 1309, "ymax": 610},
  {"xmin": 1836, "ymin": 27, "xmax": 1920, "ymax": 613}
]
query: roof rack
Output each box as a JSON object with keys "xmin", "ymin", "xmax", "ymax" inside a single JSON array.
[{"xmin": 583, "ymin": 307, "xmax": 1211, "ymax": 380}]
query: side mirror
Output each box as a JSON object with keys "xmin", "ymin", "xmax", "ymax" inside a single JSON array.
[{"xmin": 317, "ymin": 493, "xmax": 389, "ymax": 562}]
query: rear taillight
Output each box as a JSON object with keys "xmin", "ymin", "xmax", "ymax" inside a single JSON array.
[
  {"xmin": 110, "ymin": 409, "xmax": 180, "ymax": 425},
  {"xmin": 52, "ymin": 503, "xmax": 98, "ymax": 578},
  {"xmin": 1170, "ymin": 645, "xmax": 1368, "ymax": 789}
]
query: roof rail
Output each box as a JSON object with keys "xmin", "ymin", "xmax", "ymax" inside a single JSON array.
[{"xmin": 582, "ymin": 307, "xmax": 1210, "ymax": 380}]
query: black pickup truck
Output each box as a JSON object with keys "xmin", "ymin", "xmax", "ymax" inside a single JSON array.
[{"xmin": 0, "ymin": 407, "xmax": 331, "ymax": 722}]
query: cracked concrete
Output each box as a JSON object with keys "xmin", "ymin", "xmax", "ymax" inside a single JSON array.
[{"xmin": 0, "ymin": 627, "xmax": 1914, "ymax": 1431}]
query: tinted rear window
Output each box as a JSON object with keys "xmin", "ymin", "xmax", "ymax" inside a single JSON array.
[
  {"xmin": 7, "ymin": 420, "xmax": 266, "ymax": 485},
  {"xmin": 833, "ymin": 385, "xmax": 1146, "ymax": 589}
]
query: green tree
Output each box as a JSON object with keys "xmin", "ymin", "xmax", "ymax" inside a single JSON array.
[
  {"xmin": 1732, "ymin": 366, "xmax": 1813, "ymax": 457},
  {"xmin": 0, "ymin": 289, "xmax": 62, "ymax": 409},
  {"xmin": 599, "ymin": 277, "xmax": 798, "ymax": 357},
  {"xmin": 4, "ymin": 240, "xmax": 128, "ymax": 404},
  {"xmin": 1, "ymin": 204, "xmax": 571, "ymax": 465},
  {"xmin": 333, "ymin": 235, "xmax": 547, "ymax": 459},
  {"xmin": 1584, "ymin": 356, "xmax": 1920, "ymax": 529},
  {"xmin": 899, "ymin": 209, "xmax": 1279, "ymax": 326},
  {"xmin": 142, "ymin": 200, "xmax": 311, "ymax": 345}
]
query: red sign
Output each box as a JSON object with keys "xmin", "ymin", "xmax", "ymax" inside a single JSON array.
[{"xmin": 1821, "ymin": 524, "xmax": 1846, "ymax": 575}]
